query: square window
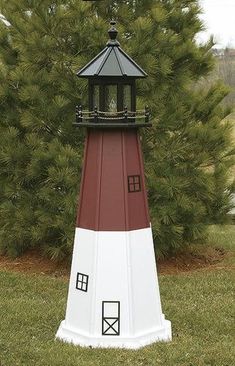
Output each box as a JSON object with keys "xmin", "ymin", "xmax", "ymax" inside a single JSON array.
[
  {"xmin": 128, "ymin": 175, "xmax": 141, "ymax": 193},
  {"xmin": 76, "ymin": 272, "xmax": 89, "ymax": 292}
]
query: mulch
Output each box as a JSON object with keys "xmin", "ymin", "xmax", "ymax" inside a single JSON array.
[{"xmin": 0, "ymin": 245, "xmax": 229, "ymax": 278}]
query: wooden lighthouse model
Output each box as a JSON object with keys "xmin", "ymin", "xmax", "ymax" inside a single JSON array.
[{"xmin": 56, "ymin": 21, "xmax": 171, "ymax": 349}]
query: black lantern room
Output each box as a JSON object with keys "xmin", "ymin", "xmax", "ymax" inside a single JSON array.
[{"xmin": 75, "ymin": 21, "xmax": 150, "ymax": 128}]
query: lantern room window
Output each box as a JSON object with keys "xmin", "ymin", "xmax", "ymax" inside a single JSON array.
[
  {"xmin": 123, "ymin": 85, "xmax": 132, "ymax": 110},
  {"xmin": 93, "ymin": 85, "xmax": 100, "ymax": 109},
  {"xmin": 105, "ymin": 85, "xmax": 117, "ymax": 112}
]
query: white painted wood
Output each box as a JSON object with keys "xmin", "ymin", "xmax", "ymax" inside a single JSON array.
[{"xmin": 56, "ymin": 227, "xmax": 172, "ymax": 349}]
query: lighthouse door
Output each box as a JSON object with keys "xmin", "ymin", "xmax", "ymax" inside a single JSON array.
[{"xmin": 102, "ymin": 301, "xmax": 120, "ymax": 336}]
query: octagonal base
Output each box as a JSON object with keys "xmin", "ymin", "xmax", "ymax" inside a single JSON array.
[{"xmin": 56, "ymin": 318, "xmax": 171, "ymax": 349}]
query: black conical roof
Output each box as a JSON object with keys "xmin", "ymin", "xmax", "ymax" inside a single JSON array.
[{"xmin": 77, "ymin": 21, "xmax": 147, "ymax": 79}]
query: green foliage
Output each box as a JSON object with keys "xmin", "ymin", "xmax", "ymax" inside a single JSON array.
[{"xmin": 0, "ymin": 0, "xmax": 234, "ymax": 259}]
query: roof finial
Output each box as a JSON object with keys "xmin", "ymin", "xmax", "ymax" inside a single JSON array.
[{"xmin": 107, "ymin": 20, "xmax": 120, "ymax": 46}]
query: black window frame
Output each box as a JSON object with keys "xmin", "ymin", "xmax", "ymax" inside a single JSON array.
[
  {"xmin": 76, "ymin": 272, "xmax": 89, "ymax": 292},
  {"xmin": 128, "ymin": 175, "xmax": 141, "ymax": 193}
]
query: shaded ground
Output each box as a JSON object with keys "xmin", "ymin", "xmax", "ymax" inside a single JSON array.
[
  {"xmin": 0, "ymin": 244, "xmax": 229, "ymax": 278},
  {"xmin": 0, "ymin": 250, "xmax": 69, "ymax": 278},
  {"xmin": 157, "ymin": 246, "xmax": 229, "ymax": 274}
]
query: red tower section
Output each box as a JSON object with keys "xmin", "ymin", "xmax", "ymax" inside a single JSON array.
[{"xmin": 77, "ymin": 129, "xmax": 150, "ymax": 232}]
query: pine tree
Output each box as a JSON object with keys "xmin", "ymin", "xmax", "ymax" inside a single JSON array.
[{"xmin": 0, "ymin": 0, "xmax": 234, "ymax": 259}]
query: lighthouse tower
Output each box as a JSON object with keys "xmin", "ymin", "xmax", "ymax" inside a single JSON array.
[{"xmin": 56, "ymin": 21, "xmax": 171, "ymax": 349}]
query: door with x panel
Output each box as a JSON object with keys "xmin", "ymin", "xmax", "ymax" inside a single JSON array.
[{"xmin": 102, "ymin": 301, "xmax": 120, "ymax": 336}]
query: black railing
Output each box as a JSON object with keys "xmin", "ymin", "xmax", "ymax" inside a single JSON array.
[{"xmin": 75, "ymin": 105, "xmax": 150, "ymax": 126}]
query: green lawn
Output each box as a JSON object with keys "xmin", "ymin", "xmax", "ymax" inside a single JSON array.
[{"xmin": 0, "ymin": 226, "xmax": 234, "ymax": 366}]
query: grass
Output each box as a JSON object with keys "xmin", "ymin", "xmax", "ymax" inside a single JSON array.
[{"xmin": 0, "ymin": 226, "xmax": 234, "ymax": 366}]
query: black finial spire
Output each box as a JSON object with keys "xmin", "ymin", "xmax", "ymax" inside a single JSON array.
[{"xmin": 107, "ymin": 20, "xmax": 120, "ymax": 46}]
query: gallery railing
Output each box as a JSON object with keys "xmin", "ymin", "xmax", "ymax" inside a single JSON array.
[{"xmin": 74, "ymin": 106, "xmax": 151, "ymax": 127}]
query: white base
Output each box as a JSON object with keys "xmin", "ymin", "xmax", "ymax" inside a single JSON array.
[
  {"xmin": 56, "ymin": 227, "xmax": 172, "ymax": 348},
  {"xmin": 56, "ymin": 318, "xmax": 171, "ymax": 349}
]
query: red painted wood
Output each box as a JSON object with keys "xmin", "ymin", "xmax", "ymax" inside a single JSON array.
[{"xmin": 77, "ymin": 129, "xmax": 150, "ymax": 231}]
